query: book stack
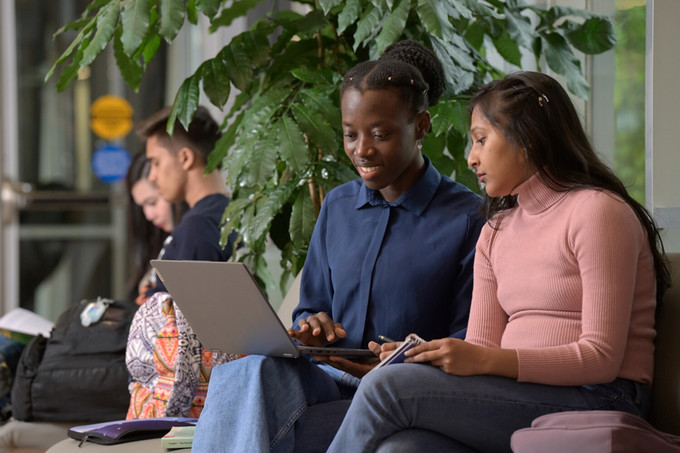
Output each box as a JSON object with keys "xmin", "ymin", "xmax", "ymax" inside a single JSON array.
[{"xmin": 161, "ymin": 425, "xmax": 196, "ymax": 450}]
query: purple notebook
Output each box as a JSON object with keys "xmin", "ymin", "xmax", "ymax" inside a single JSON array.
[{"xmin": 67, "ymin": 417, "xmax": 198, "ymax": 445}]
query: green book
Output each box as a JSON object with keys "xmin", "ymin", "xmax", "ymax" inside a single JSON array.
[{"xmin": 161, "ymin": 425, "xmax": 196, "ymax": 450}]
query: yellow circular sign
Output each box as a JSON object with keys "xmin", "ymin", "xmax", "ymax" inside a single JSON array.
[{"xmin": 90, "ymin": 95, "xmax": 134, "ymax": 140}]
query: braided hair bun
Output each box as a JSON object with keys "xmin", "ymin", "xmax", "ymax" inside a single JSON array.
[
  {"xmin": 381, "ymin": 40, "xmax": 445, "ymax": 106},
  {"xmin": 341, "ymin": 40, "xmax": 445, "ymax": 114}
]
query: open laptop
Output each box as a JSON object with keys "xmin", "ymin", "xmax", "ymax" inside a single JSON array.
[{"xmin": 150, "ymin": 260, "xmax": 374, "ymax": 359}]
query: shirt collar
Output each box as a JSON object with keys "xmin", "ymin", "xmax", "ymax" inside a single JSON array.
[{"xmin": 355, "ymin": 156, "xmax": 441, "ymax": 216}]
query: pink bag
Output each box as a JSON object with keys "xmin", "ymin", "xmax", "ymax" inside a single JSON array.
[{"xmin": 511, "ymin": 410, "xmax": 680, "ymax": 453}]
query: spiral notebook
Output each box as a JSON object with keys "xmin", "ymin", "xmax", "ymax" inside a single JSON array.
[{"xmin": 151, "ymin": 260, "xmax": 374, "ymax": 359}]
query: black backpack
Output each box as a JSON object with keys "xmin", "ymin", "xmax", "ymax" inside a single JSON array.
[{"xmin": 11, "ymin": 298, "xmax": 138, "ymax": 422}]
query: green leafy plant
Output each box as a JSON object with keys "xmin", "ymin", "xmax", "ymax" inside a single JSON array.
[{"xmin": 47, "ymin": 0, "xmax": 616, "ymax": 293}]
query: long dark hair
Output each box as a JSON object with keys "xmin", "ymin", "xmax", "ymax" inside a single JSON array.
[
  {"xmin": 469, "ymin": 71, "xmax": 670, "ymax": 301},
  {"xmin": 125, "ymin": 152, "xmax": 188, "ymax": 301}
]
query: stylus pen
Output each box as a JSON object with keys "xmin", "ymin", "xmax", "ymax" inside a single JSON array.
[{"xmin": 378, "ymin": 335, "xmax": 396, "ymax": 343}]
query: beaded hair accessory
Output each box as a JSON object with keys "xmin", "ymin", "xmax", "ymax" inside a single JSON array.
[{"xmin": 538, "ymin": 94, "xmax": 550, "ymax": 107}]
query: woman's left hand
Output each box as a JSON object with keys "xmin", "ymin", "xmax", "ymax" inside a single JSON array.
[{"xmin": 404, "ymin": 338, "xmax": 518, "ymax": 378}]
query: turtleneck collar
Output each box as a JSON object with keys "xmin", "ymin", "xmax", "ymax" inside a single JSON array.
[{"xmin": 512, "ymin": 171, "xmax": 569, "ymax": 215}]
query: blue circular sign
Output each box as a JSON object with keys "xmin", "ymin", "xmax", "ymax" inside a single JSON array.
[{"xmin": 92, "ymin": 144, "xmax": 132, "ymax": 184}]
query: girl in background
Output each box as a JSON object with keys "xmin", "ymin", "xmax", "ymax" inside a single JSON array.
[{"xmin": 125, "ymin": 151, "xmax": 188, "ymax": 304}]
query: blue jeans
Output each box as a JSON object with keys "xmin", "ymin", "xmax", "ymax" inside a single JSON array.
[
  {"xmin": 327, "ymin": 363, "xmax": 651, "ymax": 453},
  {"xmin": 192, "ymin": 355, "xmax": 357, "ymax": 453}
]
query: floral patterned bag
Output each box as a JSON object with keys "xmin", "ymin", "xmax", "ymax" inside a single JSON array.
[{"xmin": 125, "ymin": 292, "xmax": 238, "ymax": 419}]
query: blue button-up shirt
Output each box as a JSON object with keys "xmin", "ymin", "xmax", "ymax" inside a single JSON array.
[{"xmin": 293, "ymin": 157, "xmax": 484, "ymax": 348}]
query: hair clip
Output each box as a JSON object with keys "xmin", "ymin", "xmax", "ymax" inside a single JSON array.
[
  {"xmin": 349, "ymin": 76, "xmax": 353, "ymax": 81},
  {"xmin": 538, "ymin": 94, "xmax": 550, "ymax": 107},
  {"xmin": 388, "ymin": 76, "xmax": 392, "ymax": 81},
  {"xmin": 410, "ymin": 79, "xmax": 414, "ymax": 85}
]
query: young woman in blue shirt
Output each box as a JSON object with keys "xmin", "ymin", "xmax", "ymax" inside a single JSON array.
[{"xmin": 192, "ymin": 40, "xmax": 485, "ymax": 452}]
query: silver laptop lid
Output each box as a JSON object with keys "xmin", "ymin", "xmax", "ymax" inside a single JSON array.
[{"xmin": 151, "ymin": 260, "xmax": 302, "ymax": 358}]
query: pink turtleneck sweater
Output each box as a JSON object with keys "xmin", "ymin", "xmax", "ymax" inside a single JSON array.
[{"xmin": 465, "ymin": 173, "xmax": 657, "ymax": 386}]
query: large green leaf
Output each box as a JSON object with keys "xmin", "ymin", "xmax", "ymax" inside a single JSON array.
[
  {"xmin": 290, "ymin": 189, "xmax": 316, "ymax": 245},
  {"xmin": 45, "ymin": 20, "xmax": 95, "ymax": 83},
  {"xmin": 141, "ymin": 33, "xmax": 162, "ymax": 64},
  {"xmin": 81, "ymin": 2, "xmax": 119, "ymax": 67},
  {"xmin": 447, "ymin": 38, "xmax": 476, "ymax": 72},
  {"xmin": 187, "ymin": 0, "xmax": 198, "ymax": 24},
  {"xmin": 353, "ymin": 4, "xmax": 382, "ymax": 51},
  {"xmin": 238, "ymin": 89, "xmax": 285, "ymax": 140},
  {"xmin": 455, "ymin": 165, "xmax": 480, "ymax": 194},
  {"xmin": 168, "ymin": 75, "xmax": 200, "ymax": 134},
  {"xmin": 208, "ymin": 112, "xmax": 244, "ymax": 173},
  {"xmin": 295, "ymin": 10, "xmax": 328, "ymax": 39},
  {"xmin": 159, "ymin": 0, "xmax": 185, "ymax": 43},
  {"xmin": 196, "ymin": 0, "xmax": 221, "ymax": 19},
  {"xmin": 430, "ymin": 100, "xmax": 468, "ymax": 137},
  {"xmin": 492, "ymin": 30, "xmax": 522, "ymax": 67},
  {"xmin": 121, "ymin": 0, "xmax": 149, "ymax": 55},
  {"xmin": 443, "ymin": 0, "xmax": 473, "ymax": 21},
  {"xmin": 540, "ymin": 5, "xmax": 596, "ymax": 26},
  {"xmin": 223, "ymin": 143, "xmax": 249, "ymax": 187},
  {"xmin": 430, "ymin": 36, "xmax": 475, "ymax": 94},
  {"xmin": 338, "ymin": 0, "xmax": 361, "ymax": 34},
  {"xmin": 244, "ymin": 137, "xmax": 279, "ymax": 187},
  {"xmin": 277, "ymin": 115, "xmax": 310, "ymax": 173},
  {"xmin": 233, "ymin": 29, "xmax": 271, "ymax": 68},
  {"xmin": 564, "ymin": 17, "xmax": 617, "ymax": 55},
  {"xmin": 417, "ymin": 0, "xmax": 450, "ymax": 39},
  {"xmin": 113, "ymin": 28, "xmax": 143, "ymax": 91},
  {"xmin": 375, "ymin": 0, "xmax": 409, "ymax": 54},
  {"xmin": 220, "ymin": 197, "xmax": 252, "ymax": 246},
  {"xmin": 504, "ymin": 8, "xmax": 534, "ymax": 50},
  {"xmin": 542, "ymin": 32, "xmax": 590, "ymax": 99},
  {"xmin": 291, "ymin": 104, "xmax": 339, "ymax": 153},
  {"xmin": 373, "ymin": 0, "xmax": 389, "ymax": 10},
  {"xmin": 319, "ymin": 0, "xmax": 343, "ymax": 15},
  {"xmin": 463, "ymin": 0, "xmax": 502, "ymax": 20},
  {"xmin": 464, "ymin": 21, "xmax": 485, "ymax": 50},
  {"xmin": 210, "ymin": 0, "xmax": 267, "ymax": 31},
  {"xmin": 291, "ymin": 67, "xmax": 337, "ymax": 85},
  {"xmin": 200, "ymin": 58, "xmax": 231, "ymax": 108},
  {"xmin": 220, "ymin": 43, "xmax": 254, "ymax": 91},
  {"xmin": 446, "ymin": 126, "xmax": 468, "ymax": 165},
  {"xmin": 423, "ymin": 133, "xmax": 453, "ymax": 176},
  {"xmin": 249, "ymin": 181, "xmax": 298, "ymax": 240},
  {"xmin": 56, "ymin": 38, "xmax": 89, "ymax": 92},
  {"xmin": 299, "ymin": 86, "xmax": 340, "ymax": 126}
]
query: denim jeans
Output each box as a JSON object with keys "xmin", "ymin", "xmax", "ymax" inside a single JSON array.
[
  {"xmin": 192, "ymin": 355, "xmax": 355, "ymax": 453},
  {"xmin": 327, "ymin": 363, "xmax": 651, "ymax": 453}
]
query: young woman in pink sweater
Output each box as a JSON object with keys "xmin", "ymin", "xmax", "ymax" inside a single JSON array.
[{"xmin": 327, "ymin": 71, "xmax": 671, "ymax": 453}]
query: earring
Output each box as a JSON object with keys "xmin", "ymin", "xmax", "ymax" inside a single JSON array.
[
  {"xmin": 523, "ymin": 148, "xmax": 528, "ymax": 159},
  {"xmin": 417, "ymin": 139, "xmax": 423, "ymax": 151}
]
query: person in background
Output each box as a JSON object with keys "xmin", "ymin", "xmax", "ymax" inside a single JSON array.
[
  {"xmin": 327, "ymin": 71, "xmax": 672, "ymax": 453},
  {"xmin": 126, "ymin": 107, "xmax": 239, "ymax": 419},
  {"xmin": 136, "ymin": 105, "xmax": 237, "ymax": 296},
  {"xmin": 192, "ymin": 40, "xmax": 485, "ymax": 452},
  {"xmin": 125, "ymin": 151, "xmax": 188, "ymax": 304}
]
